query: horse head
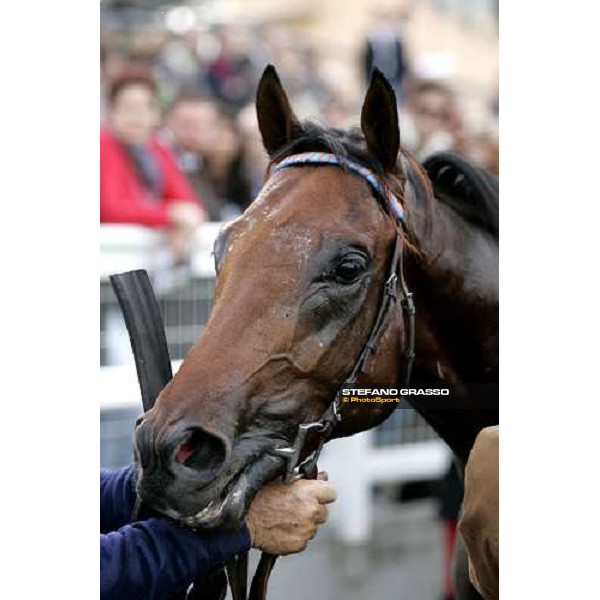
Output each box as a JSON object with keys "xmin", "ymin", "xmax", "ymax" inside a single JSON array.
[{"xmin": 134, "ymin": 66, "xmax": 415, "ymax": 527}]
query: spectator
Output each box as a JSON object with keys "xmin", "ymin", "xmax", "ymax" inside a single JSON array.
[
  {"xmin": 162, "ymin": 92, "xmax": 252, "ymax": 220},
  {"xmin": 101, "ymin": 68, "xmax": 206, "ymax": 262},
  {"xmin": 162, "ymin": 92, "xmax": 220, "ymax": 162},
  {"xmin": 363, "ymin": 11, "xmax": 410, "ymax": 102},
  {"xmin": 157, "ymin": 30, "xmax": 203, "ymax": 93},
  {"xmin": 406, "ymin": 79, "xmax": 463, "ymax": 160},
  {"xmin": 204, "ymin": 26, "xmax": 256, "ymax": 114},
  {"xmin": 198, "ymin": 112, "xmax": 252, "ymax": 219}
]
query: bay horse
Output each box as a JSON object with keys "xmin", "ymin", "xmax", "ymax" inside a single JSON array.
[{"xmin": 134, "ymin": 66, "xmax": 498, "ymax": 600}]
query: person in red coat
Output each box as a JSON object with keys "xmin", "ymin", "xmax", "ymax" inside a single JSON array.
[{"xmin": 101, "ymin": 68, "xmax": 206, "ymax": 261}]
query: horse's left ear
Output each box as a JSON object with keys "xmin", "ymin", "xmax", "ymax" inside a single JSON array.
[
  {"xmin": 256, "ymin": 65, "xmax": 300, "ymax": 156},
  {"xmin": 361, "ymin": 68, "xmax": 400, "ymax": 171}
]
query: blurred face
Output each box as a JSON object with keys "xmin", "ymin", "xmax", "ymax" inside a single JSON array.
[
  {"xmin": 413, "ymin": 90, "xmax": 454, "ymax": 139},
  {"xmin": 167, "ymin": 100, "xmax": 221, "ymax": 153},
  {"xmin": 219, "ymin": 25, "xmax": 248, "ymax": 56},
  {"xmin": 208, "ymin": 122, "xmax": 240, "ymax": 163},
  {"xmin": 109, "ymin": 83, "xmax": 160, "ymax": 145}
]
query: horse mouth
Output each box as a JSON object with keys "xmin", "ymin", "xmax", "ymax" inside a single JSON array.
[{"xmin": 178, "ymin": 451, "xmax": 286, "ymax": 529}]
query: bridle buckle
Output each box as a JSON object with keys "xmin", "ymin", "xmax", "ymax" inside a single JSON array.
[
  {"xmin": 271, "ymin": 422, "xmax": 328, "ymax": 483},
  {"xmin": 401, "ymin": 291, "xmax": 416, "ymax": 316},
  {"xmin": 385, "ymin": 272, "xmax": 398, "ymax": 298}
]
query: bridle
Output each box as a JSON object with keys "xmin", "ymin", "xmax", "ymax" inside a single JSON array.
[{"xmin": 229, "ymin": 152, "xmax": 417, "ymax": 600}]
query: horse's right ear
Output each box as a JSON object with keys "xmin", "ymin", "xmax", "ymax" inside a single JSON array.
[
  {"xmin": 361, "ymin": 68, "xmax": 400, "ymax": 171},
  {"xmin": 256, "ymin": 65, "xmax": 300, "ymax": 156}
]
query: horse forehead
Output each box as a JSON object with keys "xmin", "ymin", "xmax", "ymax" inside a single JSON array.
[{"xmin": 243, "ymin": 167, "xmax": 381, "ymax": 235}]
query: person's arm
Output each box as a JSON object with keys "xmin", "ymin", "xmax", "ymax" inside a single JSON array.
[
  {"xmin": 100, "ymin": 464, "xmax": 138, "ymax": 534},
  {"xmin": 100, "ymin": 137, "xmax": 171, "ymax": 227},
  {"xmin": 99, "ymin": 465, "xmax": 336, "ymax": 599},
  {"xmin": 101, "ymin": 518, "xmax": 250, "ymax": 600}
]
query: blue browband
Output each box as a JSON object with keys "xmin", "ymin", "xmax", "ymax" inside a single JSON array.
[{"xmin": 273, "ymin": 152, "xmax": 405, "ymax": 223}]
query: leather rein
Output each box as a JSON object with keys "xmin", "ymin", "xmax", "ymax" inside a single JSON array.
[{"xmin": 227, "ymin": 151, "xmax": 417, "ymax": 600}]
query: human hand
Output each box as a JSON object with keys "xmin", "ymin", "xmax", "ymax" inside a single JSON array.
[
  {"xmin": 245, "ymin": 473, "xmax": 337, "ymax": 555},
  {"xmin": 167, "ymin": 202, "xmax": 205, "ymax": 231}
]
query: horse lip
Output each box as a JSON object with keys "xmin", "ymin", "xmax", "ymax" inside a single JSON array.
[
  {"xmin": 180, "ymin": 479, "xmax": 239, "ymax": 528},
  {"xmin": 180, "ymin": 451, "xmax": 286, "ymax": 529}
]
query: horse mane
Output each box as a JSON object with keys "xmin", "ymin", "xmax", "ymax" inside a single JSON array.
[{"xmin": 422, "ymin": 151, "xmax": 499, "ymax": 238}]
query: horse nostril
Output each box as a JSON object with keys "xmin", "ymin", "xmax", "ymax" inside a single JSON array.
[
  {"xmin": 173, "ymin": 428, "xmax": 227, "ymax": 473},
  {"xmin": 176, "ymin": 440, "xmax": 196, "ymax": 463}
]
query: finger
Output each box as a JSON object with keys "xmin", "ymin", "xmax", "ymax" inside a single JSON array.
[
  {"xmin": 313, "ymin": 504, "xmax": 329, "ymax": 524},
  {"xmin": 312, "ymin": 481, "xmax": 338, "ymax": 504},
  {"xmin": 294, "ymin": 539, "xmax": 309, "ymax": 553},
  {"xmin": 317, "ymin": 470, "xmax": 329, "ymax": 481}
]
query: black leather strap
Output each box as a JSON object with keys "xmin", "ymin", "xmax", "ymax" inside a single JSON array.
[{"xmin": 109, "ymin": 270, "xmax": 173, "ymax": 412}]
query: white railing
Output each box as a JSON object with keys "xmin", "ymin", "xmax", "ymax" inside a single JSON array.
[
  {"xmin": 320, "ymin": 434, "xmax": 449, "ymax": 543},
  {"xmin": 100, "ymin": 223, "xmax": 224, "ymax": 281},
  {"xmin": 100, "ymin": 224, "xmax": 221, "ymax": 366}
]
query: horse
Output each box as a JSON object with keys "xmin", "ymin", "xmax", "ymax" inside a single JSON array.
[{"xmin": 133, "ymin": 65, "xmax": 498, "ymax": 600}]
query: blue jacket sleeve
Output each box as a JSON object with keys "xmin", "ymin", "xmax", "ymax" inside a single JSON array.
[
  {"xmin": 100, "ymin": 464, "xmax": 138, "ymax": 533},
  {"xmin": 100, "ymin": 466, "xmax": 251, "ymax": 599},
  {"xmin": 101, "ymin": 518, "xmax": 251, "ymax": 600}
]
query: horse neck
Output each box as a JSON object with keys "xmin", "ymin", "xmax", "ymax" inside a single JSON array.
[{"xmin": 401, "ymin": 200, "xmax": 499, "ymax": 463}]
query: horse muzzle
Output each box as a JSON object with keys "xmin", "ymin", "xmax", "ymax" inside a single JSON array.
[{"xmin": 134, "ymin": 418, "xmax": 287, "ymax": 528}]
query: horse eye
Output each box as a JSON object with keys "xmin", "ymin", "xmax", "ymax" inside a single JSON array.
[{"xmin": 333, "ymin": 257, "xmax": 366, "ymax": 284}]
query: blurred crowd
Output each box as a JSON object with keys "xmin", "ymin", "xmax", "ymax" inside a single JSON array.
[{"xmin": 101, "ymin": 8, "xmax": 499, "ymax": 263}]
